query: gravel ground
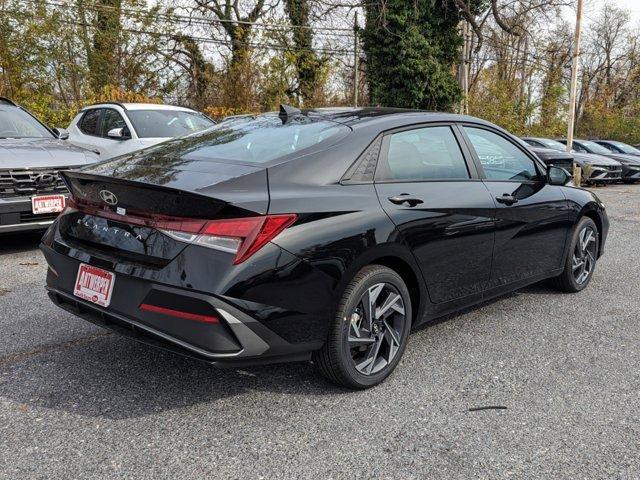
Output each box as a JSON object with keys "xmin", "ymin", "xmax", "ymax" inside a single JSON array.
[{"xmin": 0, "ymin": 185, "xmax": 638, "ymax": 479}]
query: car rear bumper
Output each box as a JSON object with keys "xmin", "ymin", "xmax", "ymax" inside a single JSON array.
[
  {"xmin": 0, "ymin": 197, "xmax": 62, "ymax": 233},
  {"xmin": 41, "ymin": 241, "xmax": 323, "ymax": 366}
]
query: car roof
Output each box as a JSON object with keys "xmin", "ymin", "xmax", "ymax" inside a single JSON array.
[
  {"xmin": 82, "ymin": 102, "xmax": 197, "ymax": 112},
  {"xmin": 301, "ymin": 107, "xmax": 499, "ymax": 131}
]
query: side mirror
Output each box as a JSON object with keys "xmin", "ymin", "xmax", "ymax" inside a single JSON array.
[
  {"xmin": 52, "ymin": 127, "xmax": 69, "ymax": 140},
  {"xmin": 107, "ymin": 127, "xmax": 131, "ymax": 140},
  {"xmin": 548, "ymin": 166, "xmax": 572, "ymax": 186}
]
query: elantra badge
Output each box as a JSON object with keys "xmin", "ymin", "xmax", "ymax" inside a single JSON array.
[{"xmin": 99, "ymin": 190, "xmax": 118, "ymax": 206}]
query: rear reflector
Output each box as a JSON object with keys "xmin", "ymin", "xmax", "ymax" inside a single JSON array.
[
  {"xmin": 67, "ymin": 196, "xmax": 297, "ymax": 264},
  {"xmin": 139, "ymin": 303, "xmax": 219, "ymax": 324}
]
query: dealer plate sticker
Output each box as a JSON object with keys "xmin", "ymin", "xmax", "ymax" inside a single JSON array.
[
  {"xmin": 31, "ymin": 195, "xmax": 65, "ymax": 214},
  {"xmin": 74, "ymin": 263, "xmax": 115, "ymax": 307}
]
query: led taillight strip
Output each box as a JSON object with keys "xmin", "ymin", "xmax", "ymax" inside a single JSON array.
[{"xmin": 67, "ymin": 196, "xmax": 297, "ymax": 264}]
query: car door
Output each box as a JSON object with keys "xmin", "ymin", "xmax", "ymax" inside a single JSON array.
[
  {"xmin": 461, "ymin": 125, "xmax": 571, "ymax": 288},
  {"xmin": 374, "ymin": 124, "xmax": 496, "ymax": 305},
  {"xmin": 70, "ymin": 108, "xmax": 103, "ymax": 154}
]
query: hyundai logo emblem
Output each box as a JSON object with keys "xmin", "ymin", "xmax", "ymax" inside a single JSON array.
[
  {"xmin": 99, "ymin": 190, "xmax": 118, "ymax": 206},
  {"xmin": 34, "ymin": 173, "xmax": 56, "ymax": 186}
]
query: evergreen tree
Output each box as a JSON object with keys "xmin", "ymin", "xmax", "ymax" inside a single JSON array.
[{"xmin": 361, "ymin": 0, "xmax": 482, "ymax": 111}]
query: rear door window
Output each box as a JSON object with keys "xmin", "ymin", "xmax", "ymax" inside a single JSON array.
[
  {"xmin": 79, "ymin": 109, "xmax": 102, "ymax": 136},
  {"xmin": 377, "ymin": 126, "xmax": 470, "ymax": 181}
]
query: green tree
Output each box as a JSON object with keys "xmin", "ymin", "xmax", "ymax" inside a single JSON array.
[{"xmin": 361, "ymin": 0, "xmax": 480, "ymax": 110}]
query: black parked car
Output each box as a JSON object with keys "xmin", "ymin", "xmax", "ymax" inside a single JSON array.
[
  {"xmin": 594, "ymin": 140, "xmax": 640, "ymax": 157},
  {"xmin": 528, "ymin": 146, "xmax": 574, "ymax": 172},
  {"xmin": 560, "ymin": 138, "xmax": 640, "ymax": 183},
  {"xmin": 42, "ymin": 107, "xmax": 609, "ymax": 389},
  {"xmin": 0, "ymin": 98, "xmax": 97, "ymax": 234},
  {"xmin": 522, "ymin": 137, "xmax": 622, "ymax": 184}
]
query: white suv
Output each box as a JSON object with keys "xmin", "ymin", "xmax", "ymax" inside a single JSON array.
[{"xmin": 67, "ymin": 103, "xmax": 215, "ymax": 159}]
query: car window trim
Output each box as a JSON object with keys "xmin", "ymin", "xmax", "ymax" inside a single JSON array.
[
  {"xmin": 457, "ymin": 122, "xmax": 547, "ymax": 183},
  {"xmin": 374, "ymin": 122, "xmax": 480, "ymax": 184}
]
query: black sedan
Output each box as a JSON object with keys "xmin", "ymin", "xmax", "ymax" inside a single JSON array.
[
  {"xmin": 41, "ymin": 107, "xmax": 609, "ymax": 389},
  {"xmin": 560, "ymin": 138, "xmax": 640, "ymax": 183},
  {"xmin": 0, "ymin": 97, "xmax": 98, "ymax": 233}
]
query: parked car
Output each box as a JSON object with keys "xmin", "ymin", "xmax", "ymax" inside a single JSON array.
[
  {"xmin": 560, "ymin": 138, "xmax": 640, "ymax": 183},
  {"xmin": 522, "ymin": 137, "xmax": 622, "ymax": 184},
  {"xmin": 521, "ymin": 137, "xmax": 574, "ymax": 152},
  {"xmin": 0, "ymin": 97, "xmax": 97, "ymax": 234},
  {"xmin": 67, "ymin": 102, "xmax": 216, "ymax": 159},
  {"xmin": 528, "ymin": 146, "xmax": 574, "ymax": 171},
  {"xmin": 42, "ymin": 107, "xmax": 608, "ymax": 389},
  {"xmin": 593, "ymin": 139, "xmax": 640, "ymax": 157}
]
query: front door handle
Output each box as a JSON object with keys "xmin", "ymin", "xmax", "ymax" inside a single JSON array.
[
  {"xmin": 495, "ymin": 194, "xmax": 518, "ymax": 206},
  {"xmin": 388, "ymin": 194, "xmax": 424, "ymax": 207}
]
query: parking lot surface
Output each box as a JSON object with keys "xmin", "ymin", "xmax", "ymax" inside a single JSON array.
[{"xmin": 1, "ymin": 185, "xmax": 638, "ymax": 479}]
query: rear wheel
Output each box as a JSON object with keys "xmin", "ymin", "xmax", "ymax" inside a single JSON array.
[
  {"xmin": 552, "ymin": 217, "xmax": 599, "ymax": 293},
  {"xmin": 313, "ymin": 265, "xmax": 412, "ymax": 389}
]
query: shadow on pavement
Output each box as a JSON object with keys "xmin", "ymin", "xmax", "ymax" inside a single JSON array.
[
  {"xmin": 0, "ymin": 231, "xmax": 44, "ymax": 255},
  {"xmin": 0, "ymin": 333, "xmax": 345, "ymax": 420}
]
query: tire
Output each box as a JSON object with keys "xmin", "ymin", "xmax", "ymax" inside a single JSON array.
[
  {"xmin": 313, "ymin": 265, "xmax": 412, "ymax": 389},
  {"xmin": 551, "ymin": 217, "xmax": 599, "ymax": 293}
]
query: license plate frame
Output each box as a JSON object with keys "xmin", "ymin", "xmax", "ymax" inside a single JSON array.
[
  {"xmin": 73, "ymin": 263, "xmax": 115, "ymax": 307},
  {"xmin": 31, "ymin": 194, "xmax": 66, "ymax": 215}
]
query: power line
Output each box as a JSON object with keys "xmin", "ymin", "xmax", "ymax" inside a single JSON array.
[
  {"xmin": 43, "ymin": 0, "xmax": 356, "ymax": 35},
  {"xmin": 0, "ymin": 7, "xmax": 355, "ymax": 55}
]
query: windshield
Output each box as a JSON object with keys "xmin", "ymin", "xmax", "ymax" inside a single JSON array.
[
  {"xmin": 539, "ymin": 138, "xmax": 568, "ymax": 152},
  {"xmin": 0, "ymin": 106, "xmax": 52, "ymax": 139},
  {"xmin": 608, "ymin": 141, "xmax": 640, "ymax": 154},
  {"xmin": 579, "ymin": 140, "xmax": 613, "ymax": 155},
  {"xmin": 128, "ymin": 110, "xmax": 215, "ymax": 138},
  {"xmin": 180, "ymin": 114, "xmax": 350, "ymax": 164}
]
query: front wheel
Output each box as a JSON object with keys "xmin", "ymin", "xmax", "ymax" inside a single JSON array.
[
  {"xmin": 552, "ymin": 217, "xmax": 599, "ymax": 293},
  {"xmin": 313, "ymin": 265, "xmax": 412, "ymax": 389}
]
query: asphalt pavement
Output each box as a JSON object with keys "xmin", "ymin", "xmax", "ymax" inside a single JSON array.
[{"xmin": 0, "ymin": 185, "xmax": 638, "ymax": 479}]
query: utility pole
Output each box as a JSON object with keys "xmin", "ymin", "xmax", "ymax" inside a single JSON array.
[
  {"xmin": 353, "ymin": 12, "xmax": 359, "ymax": 108},
  {"xmin": 566, "ymin": 0, "xmax": 584, "ymax": 152}
]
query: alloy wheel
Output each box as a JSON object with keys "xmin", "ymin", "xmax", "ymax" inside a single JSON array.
[
  {"xmin": 572, "ymin": 226, "xmax": 597, "ymax": 285},
  {"xmin": 347, "ymin": 283, "xmax": 406, "ymax": 375}
]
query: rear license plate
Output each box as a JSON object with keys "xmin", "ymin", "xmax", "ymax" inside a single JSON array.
[
  {"xmin": 73, "ymin": 263, "xmax": 115, "ymax": 307},
  {"xmin": 31, "ymin": 195, "xmax": 65, "ymax": 214}
]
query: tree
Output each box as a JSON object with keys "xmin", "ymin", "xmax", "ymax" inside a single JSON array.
[
  {"xmin": 361, "ymin": 0, "xmax": 477, "ymax": 110},
  {"xmin": 283, "ymin": 0, "xmax": 325, "ymax": 105}
]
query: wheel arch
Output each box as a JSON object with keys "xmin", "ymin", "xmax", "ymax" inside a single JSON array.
[
  {"xmin": 579, "ymin": 203, "xmax": 605, "ymax": 257},
  {"xmin": 334, "ymin": 244, "xmax": 429, "ymax": 327}
]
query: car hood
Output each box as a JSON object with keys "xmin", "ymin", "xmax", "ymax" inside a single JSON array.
[
  {"xmin": 602, "ymin": 153, "xmax": 640, "ymax": 165},
  {"xmin": 572, "ymin": 152, "xmax": 621, "ymax": 166},
  {"xmin": 0, "ymin": 138, "xmax": 99, "ymax": 169}
]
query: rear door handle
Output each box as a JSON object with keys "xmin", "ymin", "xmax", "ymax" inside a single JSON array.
[
  {"xmin": 495, "ymin": 194, "xmax": 518, "ymax": 206},
  {"xmin": 388, "ymin": 194, "xmax": 424, "ymax": 207}
]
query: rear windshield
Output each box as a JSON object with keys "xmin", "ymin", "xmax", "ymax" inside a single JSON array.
[
  {"xmin": 181, "ymin": 114, "xmax": 350, "ymax": 163},
  {"xmin": 0, "ymin": 106, "xmax": 52, "ymax": 139},
  {"xmin": 128, "ymin": 110, "xmax": 215, "ymax": 138}
]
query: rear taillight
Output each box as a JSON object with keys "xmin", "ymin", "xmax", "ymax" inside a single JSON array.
[
  {"xmin": 161, "ymin": 214, "xmax": 297, "ymax": 264},
  {"xmin": 68, "ymin": 195, "xmax": 297, "ymax": 264}
]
